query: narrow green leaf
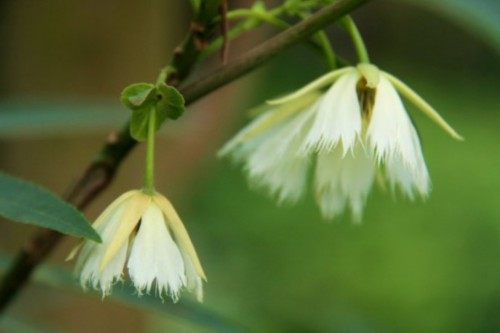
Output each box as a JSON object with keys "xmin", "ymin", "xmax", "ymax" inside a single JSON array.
[
  {"xmin": 0, "ymin": 172, "xmax": 101, "ymax": 242},
  {"xmin": 0, "ymin": 100, "xmax": 126, "ymax": 139},
  {"xmin": 405, "ymin": 0, "xmax": 500, "ymax": 54},
  {"xmin": 120, "ymin": 83, "xmax": 156, "ymax": 111}
]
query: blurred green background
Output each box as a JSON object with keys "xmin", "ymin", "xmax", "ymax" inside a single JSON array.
[{"xmin": 0, "ymin": 0, "xmax": 499, "ymax": 332}]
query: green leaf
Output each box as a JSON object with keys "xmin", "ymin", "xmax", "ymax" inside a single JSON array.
[
  {"xmin": 156, "ymin": 83, "xmax": 185, "ymax": 121},
  {"xmin": 0, "ymin": 100, "xmax": 126, "ymax": 139},
  {"xmin": 120, "ymin": 83, "xmax": 156, "ymax": 111},
  {"xmin": 127, "ymin": 83, "xmax": 185, "ymax": 141},
  {"xmin": 404, "ymin": 0, "xmax": 500, "ymax": 54},
  {"xmin": 129, "ymin": 107, "xmax": 152, "ymax": 141},
  {"xmin": 0, "ymin": 172, "xmax": 101, "ymax": 242}
]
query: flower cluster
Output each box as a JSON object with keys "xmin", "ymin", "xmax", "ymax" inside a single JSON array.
[
  {"xmin": 69, "ymin": 190, "xmax": 206, "ymax": 302},
  {"xmin": 219, "ymin": 63, "xmax": 462, "ymax": 221}
]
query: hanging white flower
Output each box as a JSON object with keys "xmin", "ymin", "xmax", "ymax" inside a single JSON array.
[
  {"xmin": 219, "ymin": 63, "xmax": 462, "ymax": 221},
  {"xmin": 68, "ymin": 190, "xmax": 206, "ymax": 302}
]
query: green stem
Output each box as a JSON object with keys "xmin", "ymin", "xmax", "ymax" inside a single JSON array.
[
  {"xmin": 199, "ymin": 14, "xmax": 289, "ymax": 62},
  {"xmin": 314, "ymin": 30, "xmax": 337, "ymax": 70},
  {"xmin": 143, "ymin": 108, "xmax": 156, "ymax": 192},
  {"xmin": 219, "ymin": 0, "xmax": 319, "ymax": 24},
  {"xmin": 156, "ymin": 66, "xmax": 175, "ymax": 85},
  {"xmin": 226, "ymin": 10, "xmax": 288, "ymax": 28},
  {"xmin": 343, "ymin": 16, "xmax": 369, "ymax": 63},
  {"xmin": 296, "ymin": 10, "xmax": 337, "ymax": 70},
  {"xmin": 200, "ymin": 5, "xmax": 338, "ymax": 66}
]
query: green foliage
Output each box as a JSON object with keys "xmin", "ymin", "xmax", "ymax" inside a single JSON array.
[
  {"xmin": 0, "ymin": 101, "xmax": 125, "ymax": 139},
  {"xmin": 121, "ymin": 83, "xmax": 185, "ymax": 141},
  {"xmin": 405, "ymin": 0, "xmax": 500, "ymax": 53},
  {"xmin": 0, "ymin": 172, "xmax": 101, "ymax": 242}
]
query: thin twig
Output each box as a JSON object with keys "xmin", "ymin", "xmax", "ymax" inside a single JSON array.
[{"xmin": 0, "ymin": 0, "xmax": 371, "ymax": 312}]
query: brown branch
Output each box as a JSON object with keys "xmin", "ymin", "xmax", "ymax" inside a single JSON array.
[
  {"xmin": 0, "ymin": 0, "xmax": 372, "ymax": 312},
  {"xmin": 220, "ymin": 0, "xmax": 230, "ymax": 64}
]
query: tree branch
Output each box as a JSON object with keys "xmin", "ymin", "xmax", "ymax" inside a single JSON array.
[{"xmin": 0, "ymin": 0, "xmax": 371, "ymax": 312}]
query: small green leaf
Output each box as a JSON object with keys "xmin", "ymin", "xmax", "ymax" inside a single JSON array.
[
  {"xmin": 156, "ymin": 83, "xmax": 186, "ymax": 120},
  {"xmin": 123, "ymin": 82, "xmax": 186, "ymax": 141},
  {"xmin": 120, "ymin": 83, "xmax": 156, "ymax": 111},
  {"xmin": 129, "ymin": 107, "xmax": 153, "ymax": 141},
  {"xmin": 0, "ymin": 172, "xmax": 101, "ymax": 242}
]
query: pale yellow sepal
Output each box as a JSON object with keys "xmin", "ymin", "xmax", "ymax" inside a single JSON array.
[
  {"xmin": 99, "ymin": 192, "xmax": 151, "ymax": 270},
  {"xmin": 242, "ymin": 92, "xmax": 321, "ymax": 142},
  {"xmin": 383, "ymin": 72, "xmax": 464, "ymax": 141},
  {"xmin": 153, "ymin": 194, "xmax": 207, "ymax": 281},
  {"xmin": 67, "ymin": 190, "xmax": 138, "ymax": 262},
  {"xmin": 247, "ymin": 102, "xmax": 275, "ymax": 118},
  {"xmin": 267, "ymin": 67, "xmax": 352, "ymax": 105},
  {"xmin": 357, "ymin": 63, "xmax": 380, "ymax": 88},
  {"xmin": 93, "ymin": 190, "xmax": 138, "ymax": 230},
  {"xmin": 66, "ymin": 240, "xmax": 84, "ymax": 261}
]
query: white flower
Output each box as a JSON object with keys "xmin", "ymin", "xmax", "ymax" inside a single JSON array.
[
  {"xmin": 219, "ymin": 63, "xmax": 462, "ymax": 221},
  {"xmin": 68, "ymin": 190, "xmax": 206, "ymax": 302}
]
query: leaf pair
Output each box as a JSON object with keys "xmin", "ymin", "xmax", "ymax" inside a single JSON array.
[{"xmin": 121, "ymin": 83, "xmax": 185, "ymax": 141}]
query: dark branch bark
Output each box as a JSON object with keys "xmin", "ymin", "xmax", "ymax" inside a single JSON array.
[{"xmin": 0, "ymin": 0, "xmax": 371, "ymax": 312}]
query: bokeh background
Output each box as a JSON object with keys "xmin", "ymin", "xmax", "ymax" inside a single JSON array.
[{"xmin": 0, "ymin": 0, "xmax": 499, "ymax": 332}]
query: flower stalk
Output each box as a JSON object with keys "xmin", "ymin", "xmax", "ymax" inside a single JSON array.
[
  {"xmin": 343, "ymin": 16, "xmax": 370, "ymax": 63},
  {"xmin": 144, "ymin": 108, "xmax": 156, "ymax": 193}
]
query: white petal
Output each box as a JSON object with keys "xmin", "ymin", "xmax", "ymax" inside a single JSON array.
[
  {"xmin": 368, "ymin": 75, "xmax": 430, "ymax": 198},
  {"xmin": 182, "ymin": 253, "xmax": 204, "ymax": 302},
  {"xmin": 95, "ymin": 241, "xmax": 128, "ymax": 296},
  {"xmin": 384, "ymin": 141, "xmax": 430, "ymax": 199},
  {"xmin": 244, "ymin": 110, "xmax": 314, "ymax": 203},
  {"xmin": 315, "ymin": 147, "xmax": 346, "ymax": 219},
  {"xmin": 218, "ymin": 109, "xmax": 276, "ymax": 158},
  {"xmin": 219, "ymin": 96, "xmax": 315, "ymax": 162},
  {"xmin": 127, "ymin": 203, "xmax": 186, "ymax": 301},
  {"xmin": 78, "ymin": 201, "xmax": 129, "ymax": 295},
  {"xmin": 302, "ymin": 70, "xmax": 362, "ymax": 154},
  {"xmin": 221, "ymin": 105, "xmax": 315, "ymax": 204},
  {"xmin": 315, "ymin": 143, "xmax": 375, "ymax": 222},
  {"xmin": 154, "ymin": 195, "xmax": 206, "ymax": 281},
  {"xmin": 368, "ymin": 75, "xmax": 419, "ymax": 167}
]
